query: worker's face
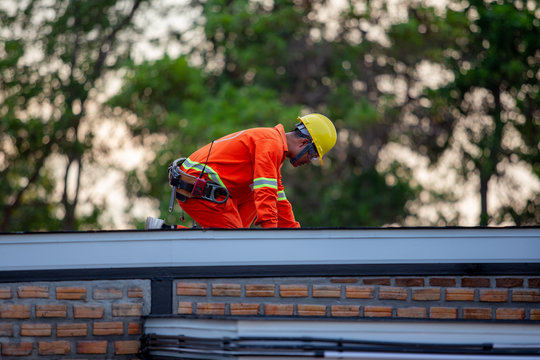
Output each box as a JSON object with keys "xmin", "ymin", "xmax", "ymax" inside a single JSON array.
[{"xmin": 291, "ymin": 141, "xmax": 319, "ymax": 167}]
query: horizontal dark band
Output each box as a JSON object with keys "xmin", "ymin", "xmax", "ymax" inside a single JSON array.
[{"xmin": 1, "ymin": 262, "xmax": 539, "ymax": 283}]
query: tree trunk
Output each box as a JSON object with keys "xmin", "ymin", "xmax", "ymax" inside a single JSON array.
[
  {"xmin": 478, "ymin": 87, "xmax": 504, "ymax": 226},
  {"xmin": 61, "ymin": 157, "xmax": 82, "ymax": 231},
  {"xmin": 479, "ymin": 173, "xmax": 489, "ymax": 226}
]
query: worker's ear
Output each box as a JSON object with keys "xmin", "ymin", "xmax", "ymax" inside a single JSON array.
[{"xmin": 300, "ymin": 138, "xmax": 310, "ymax": 146}]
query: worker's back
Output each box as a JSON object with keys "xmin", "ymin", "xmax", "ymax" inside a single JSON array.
[{"xmin": 181, "ymin": 125, "xmax": 287, "ymax": 204}]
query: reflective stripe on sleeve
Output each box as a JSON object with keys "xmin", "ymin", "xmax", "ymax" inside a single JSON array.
[
  {"xmin": 253, "ymin": 177, "xmax": 278, "ymax": 190},
  {"xmin": 277, "ymin": 190, "xmax": 287, "ymax": 201}
]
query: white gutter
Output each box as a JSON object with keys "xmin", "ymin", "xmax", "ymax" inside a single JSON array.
[
  {"xmin": 0, "ymin": 228, "xmax": 539, "ymax": 271},
  {"xmin": 144, "ymin": 319, "xmax": 540, "ymax": 360},
  {"xmin": 145, "ymin": 318, "xmax": 540, "ymax": 345}
]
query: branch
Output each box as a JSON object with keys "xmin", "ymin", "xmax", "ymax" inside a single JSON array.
[{"xmin": 90, "ymin": 0, "xmax": 145, "ymax": 82}]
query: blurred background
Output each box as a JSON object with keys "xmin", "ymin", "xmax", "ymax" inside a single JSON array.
[{"xmin": 0, "ymin": 0, "xmax": 538, "ymax": 231}]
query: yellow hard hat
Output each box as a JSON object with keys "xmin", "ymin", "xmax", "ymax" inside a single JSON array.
[{"xmin": 298, "ymin": 113, "xmax": 337, "ymax": 165}]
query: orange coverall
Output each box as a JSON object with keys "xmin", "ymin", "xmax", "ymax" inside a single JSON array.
[{"xmin": 179, "ymin": 124, "xmax": 300, "ymax": 228}]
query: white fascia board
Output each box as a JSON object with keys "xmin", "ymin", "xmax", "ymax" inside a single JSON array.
[{"xmin": 0, "ymin": 228, "xmax": 539, "ymax": 271}]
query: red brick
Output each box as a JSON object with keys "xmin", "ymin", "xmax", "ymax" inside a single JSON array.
[
  {"xmin": 364, "ymin": 306, "xmax": 392, "ymax": 317},
  {"xmin": 178, "ymin": 301, "xmax": 193, "ymax": 315},
  {"xmin": 36, "ymin": 304, "xmax": 67, "ymax": 318},
  {"xmin": 313, "ymin": 285, "xmax": 341, "ymax": 298},
  {"xmin": 331, "ymin": 305, "xmax": 360, "ymax": 317},
  {"xmin": 115, "ymin": 340, "xmax": 140, "ymax": 355},
  {"xmin": 397, "ymin": 307, "xmax": 427, "ymax": 318},
  {"xmin": 396, "ymin": 278, "xmax": 424, "ymax": 287},
  {"xmin": 93, "ymin": 287, "xmax": 123, "ymax": 300},
  {"xmin": 177, "ymin": 282, "xmax": 207, "ymax": 296},
  {"xmin": 212, "ymin": 283, "xmax": 241, "ymax": 297},
  {"xmin": 0, "ymin": 287, "xmax": 12, "ymax": 299},
  {"xmin": 512, "ymin": 290, "xmax": 540, "ymax": 302},
  {"xmin": 529, "ymin": 278, "xmax": 540, "ymax": 288},
  {"xmin": 74, "ymin": 305, "xmax": 104, "ymax": 319},
  {"xmin": 93, "ymin": 321, "xmax": 124, "ymax": 335},
  {"xmin": 128, "ymin": 322, "xmax": 141, "ymax": 335},
  {"xmin": 430, "ymin": 307, "xmax": 458, "ymax": 319},
  {"xmin": 496, "ymin": 278, "xmax": 523, "ymax": 288},
  {"xmin": 128, "ymin": 287, "xmax": 144, "ymax": 298},
  {"xmin": 531, "ymin": 309, "xmax": 540, "ymax": 320},
  {"xmin": 446, "ymin": 288, "xmax": 474, "ymax": 301},
  {"xmin": 18, "ymin": 285, "xmax": 49, "ymax": 298},
  {"xmin": 56, "ymin": 286, "xmax": 86, "ymax": 300},
  {"xmin": 77, "ymin": 340, "xmax": 107, "ymax": 354},
  {"xmin": 38, "ymin": 341, "xmax": 70, "ymax": 355},
  {"xmin": 196, "ymin": 303, "xmax": 225, "ymax": 315},
  {"xmin": 280, "ymin": 285, "xmax": 308, "ymax": 297},
  {"xmin": 297, "ymin": 304, "xmax": 326, "ymax": 316},
  {"xmin": 113, "ymin": 303, "xmax": 143, "ymax": 317},
  {"xmin": 345, "ymin": 286, "xmax": 374, "ymax": 299},
  {"xmin": 330, "ymin": 278, "xmax": 358, "ymax": 284},
  {"xmin": 1, "ymin": 342, "xmax": 33, "ymax": 356},
  {"xmin": 462, "ymin": 277, "xmax": 490, "ymax": 287},
  {"xmin": 479, "ymin": 289, "xmax": 508, "ymax": 302},
  {"xmin": 57, "ymin": 323, "xmax": 87, "ymax": 337},
  {"xmin": 0, "ymin": 304, "xmax": 30, "ymax": 319},
  {"xmin": 463, "ymin": 308, "xmax": 492, "ymax": 320},
  {"xmin": 412, "ymin": 288, "xmax": 440, "ymax": 301},
  {"xmin": 265, "ymin": 304, "xmax": 293, "ymax": 316},
  {"xmin": 496, "ymin": 308, "xmax": 525, "ymax": 320},
  {"xmin": 231, "ymin": 303, "xmax": 260, "ymax": 315},
  {"xmin": 429, "ymin": 278, "xmax": 457, "ymax": 287},
  {"xmin": 379, "ymin": 287, "xmax": 407, "ymax": 300},
  {"xmin": 363, "ymin": 278, "xmax": 391, "ymax": 285},
  {"xmin": 0, "ymin": 323, "xmax": 14, "ymax": 336},
  {"xmin": 246, "ymin": 284, "xmax": 275, "ymax": 297},
  {"xmin": 21, "ymin": 323, "xmax": 52, "ymax": 337}
]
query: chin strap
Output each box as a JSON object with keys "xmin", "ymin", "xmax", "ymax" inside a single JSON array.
[{"xmin": 289, "ymin": 143, "xmax": 312, "ymax": 166}]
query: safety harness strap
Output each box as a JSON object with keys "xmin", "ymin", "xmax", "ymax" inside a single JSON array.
[{"xmin": 168, "ymin": 158, "xmax": 229, "ymax": 207}]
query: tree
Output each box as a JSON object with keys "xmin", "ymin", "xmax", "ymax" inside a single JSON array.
[
  {"xmin": 410, "ymin": 0, "xmax": 539, "ymax": 225},
  {"xmin": 0, "ymin": 0, "xmax": 147, "ymax": 231}
]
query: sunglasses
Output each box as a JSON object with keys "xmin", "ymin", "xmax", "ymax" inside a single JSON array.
[{"xmin": 307, "ymin": 143, "xmax": 319, "ymax": 160}]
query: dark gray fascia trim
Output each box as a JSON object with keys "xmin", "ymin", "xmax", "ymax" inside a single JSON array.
[{"xmin": 1, "ymin": 262, "xmax": 539, "ymax": 283}]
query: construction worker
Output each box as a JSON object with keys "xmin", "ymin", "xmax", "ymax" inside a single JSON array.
[{"xmin": 145, "ymin": 113, "xmax": 337, "ymax": 229}]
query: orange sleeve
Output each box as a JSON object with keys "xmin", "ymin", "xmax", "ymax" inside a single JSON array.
[
  {"xmin": 252, "ymin": 139, "xmax": 283, "ymax": 228},
  {"xmin": 276, "ymin": 175, "xmax": 300, "ymax": 228}
]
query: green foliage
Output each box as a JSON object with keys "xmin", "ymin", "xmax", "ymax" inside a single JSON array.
[
  {"xmin": 0, "ymin": 0, "xmax": 147, "ymax": 231},
  {"xmin": 3, "ymin": 0, "xmax": 537, "ymax": 230},
  {"xmin": 416, "ymin": 0, "xmax": 540, "ymax": 225},
  {"xmin": 110, "ymin": 56, "xmax": 209, "ymax": 136},
  {"xmin": 291, "ymin": 164, "xmax": 419, "ymax": 227}
]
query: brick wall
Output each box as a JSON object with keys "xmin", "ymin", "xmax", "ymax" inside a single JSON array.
[
  {"xmin": 174, "ymin": 276, "xmax": 540, "ymax": 321},
  {"xmin": 0, "ymin": 280, "xmax": 150, "ymax": 359},
  {"xmin": 2, "ymin": 275, "xmax": 539, "ymax": 359}
]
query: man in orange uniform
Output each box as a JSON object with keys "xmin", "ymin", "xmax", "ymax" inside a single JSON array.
[{"xmin": 146, "ymin": 113, "xmax": 337, "ymax": 229}]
